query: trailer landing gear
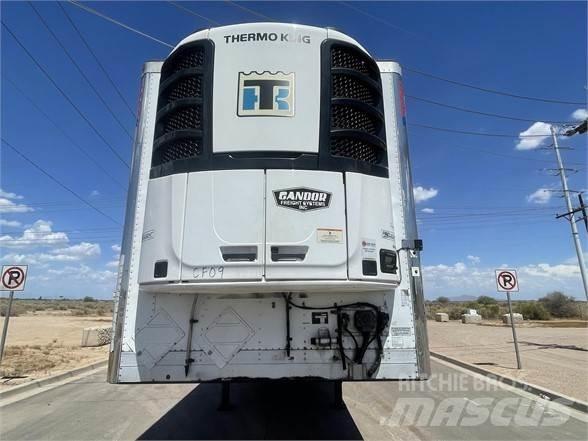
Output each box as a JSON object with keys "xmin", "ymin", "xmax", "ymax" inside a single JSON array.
[
  {"xmin": 333, "ymin": 380, "xmax": 345, "ymax": 409},
  {"xmin": 218, "ymin": 382, "xmax": 233, "ymax": 411}
]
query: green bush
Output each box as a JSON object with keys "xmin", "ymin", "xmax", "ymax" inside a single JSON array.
[
  {"xmin": 479, "ymin": 304, "xmax": 500, "ymax": 319},
  {"xmin": 539, "ymin": 292, "xmax": 577, "ymax": 318},
  {"xmin": 447, "ymin": 306, "xmax": 464, "ymax": 320},
  {"xmin": 436, "ymin": 296, "xmax": 450, "ymax": 304},
  {"xmin": 515, "ymin": 302, "xmax": 550, "ymax": 320},
  {"xmin": 83, "ymin": 296, "xmax": 96, "ymax": 303},
  {"xmin": 463, "ymin": 301, "xmax": 481, "ymax": 310},
  {"xmin": 477, "ymin": 296, "xmax": 497, "ymax": 305}
]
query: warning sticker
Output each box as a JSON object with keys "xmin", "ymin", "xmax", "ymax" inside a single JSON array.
[
  {"xmin": 390, "ymin": 327, "xmax": 412, "ymax": 336},
  {"xmin": 361, "ymin": 239, "xmax": 377, "ymax": 259},
  {"xmin": 317, "ymin": 228, "xmax": 343, "ymax": 243},
  {"xmin": 312, "ymin": 312, "xmax": 329, "ymax": 324}
]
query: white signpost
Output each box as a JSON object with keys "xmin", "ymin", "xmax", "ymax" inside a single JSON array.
[
  {"xmin": 1, "ymin": 265, "xmax": 28, "ymax": 364},
  {"xmin": 495, "ymin": 269, "xmax": 521, "ymax": 369}
]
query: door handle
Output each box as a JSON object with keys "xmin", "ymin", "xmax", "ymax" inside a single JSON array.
[
  {"xmin": 220, "ymin": 246, "xmax": 257, "ymax": 262},
  {"xmin": 270, "ymin": 246, "xmax": 308, "ymax": 262}
]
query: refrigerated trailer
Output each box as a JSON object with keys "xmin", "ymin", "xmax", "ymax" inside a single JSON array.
[{"xmin": 108, "ymin": 23, "xmax": 430, "ymax": 385}]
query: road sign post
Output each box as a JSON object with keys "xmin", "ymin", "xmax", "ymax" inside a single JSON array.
[
  {"xmin": 495, "ymin": 269, "xmax": 522, "ymax": 369},
  {"xmin": 0, "ymin": 265, "xmax": 28, "ymax": 364},
  {"xmin": 0, "ymin": 291, "xmax": 15, "ymax": 364}
]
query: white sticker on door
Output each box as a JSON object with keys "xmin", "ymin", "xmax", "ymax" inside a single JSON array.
[
  {"xmin": 317, "ymin": 228, "xmax": 343, "ymax": 243},
  {"xmin": 361, "ymin": 239, "xmax": 377, "ymax": 259}
]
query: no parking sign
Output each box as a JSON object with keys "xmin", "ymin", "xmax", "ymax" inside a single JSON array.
[
  {"xmin": 1, "ymin": 265, "xmax": 28, "ymax": 363},
  {"xmin": 495, "ymin": 269, "xmax": 519, "ymax": 293},
  {"xmin": 1, "ymin": 265, "xmax": 28, "ymax": 292}
]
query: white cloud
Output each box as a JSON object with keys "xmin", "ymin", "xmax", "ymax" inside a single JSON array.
[
  {"xmin": 423, "ymin": 258, "xmax": 584, "ymax": 299},
  {"xmin": 38, "ymin": 253, "xmax": 80, "ymax": 263},
  {"xmin": 571, "ymin": 109, "xmax": 587, "ymax": 121},
  {"xmin": 563, "ymin": 253, "xmax": 588, "ymax": 265},
  {"xmin": 1, "ymin": 253, "xmax": 38, "ymax": 265},
  {"xmin": 1, "ymin": 242, "xmax": 101, "ymax": 264},
  {"xmin": 413, "ymin": 186, "xmax": 438, "ymax": 203},
  {"xmin": 0, "ymin": 197, "xmax": 34, "ymax": 213},
  {"xmin": 90, "ymin": 190, "xmax": 100, "ymax": 197},
  {"xmin": 46, "ymin": 264, "xmax": 116, "ymax": 283},
  {"xmin": 527, "ymin": 188, "xmax": 552, "ymax": 204},
  {"xmin": 421, "ymin": 208, "xmax": 435, "ymax": 214},
  {"xmin": 0, "ymin": 189, "xmax": 24, "ymax": 200},
  {"xmin": 106, "ymin": 259, "xmax": 120, "ymax": 268},
  {"xmin": 519, "ymin": 263, "xmax": 579, "ymax": 279},
  {"xmin": 515, "ymin": 121, "xmax": 552, "ymax": 150},
  {"xmin": 52, "ymin": 242, "xmax": 101, "ymax": 258},
  {"xmin": 467, "ymin": 255, "xmax": 481, "ymax": 264},
  {"xmin": 0, "ymin": 220, "xmax": 68, "ymax": 248},
  {"xmin": 111, "ymin": 244, "xmax": 121, "ymax": 253},
  {"xmin": 0, "ymin": 219, "xmax": 21, "ymax": 228}
]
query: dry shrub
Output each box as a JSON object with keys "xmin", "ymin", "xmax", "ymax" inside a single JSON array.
[{"xmin": 0, "ymin": 343, "xmax": 80, "ymax": 377}]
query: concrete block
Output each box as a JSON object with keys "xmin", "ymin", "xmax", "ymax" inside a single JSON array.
[
  {"xmin": 502, "ymin": 313, "xmax": 523, "ymax": 324},
  {"xmin": 461, "ymin": 314, "xmax": 482, "ymax": 324},
  {"xmin": 81, "ymin": 327, "xmax": 112, "ymax": 347},
  {"xmin": 435, "ymin": 313, "xmax": 449, "ymax": 322}
]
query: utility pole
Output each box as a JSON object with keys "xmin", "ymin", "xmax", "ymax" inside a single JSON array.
[{"xmin": 550, "ymin": 125, "xmax": 588, "ymax": 301}]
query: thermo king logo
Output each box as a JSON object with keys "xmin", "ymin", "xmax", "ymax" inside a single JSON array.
[
  {"xmin": 237, "ymin": 71, "xmax": 294, "ymax": 117},
  {"xmin": 273, "ymin": 188, "xmax": 331, "ymax": 212}
]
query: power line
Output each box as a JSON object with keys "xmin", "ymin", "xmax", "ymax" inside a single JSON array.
[
  {"xmin": 0, "ymin": 227, "xmax": 121, "ymax": 235},
  {"xmin": 418, "ymin": 205, "xmax": 559, "ymax": 210},
  {"xmin": 67, "ymin": 1, "xmax": 174, "ymax": 49},
  {"xmin": 406, "ymin": 95, "xmax": 574, "ymax": 124},
  {"xmin": 435, "ymin": 142, "xmax": 586, "ymax": 167},
  {"xmin": 405, "ymin": 67, "xmax": 586, "ymax": 106},
  {"xmin": 4, "ymin": 77, "xmax": 127, "ymax": 190},
  {"xmin": 166, "ymin": 1, "xmax": 221, "ymax": 26},
  {"xmin": 0, "ymin": 235, "xmax": 122, "ymax": 245},
  {"xmin": 419, "ymin": 219, "xmax": 555, "ymax": 231},
  {"xmin": 1, "ymin": 138, "xmax": 121, "ymax": 226},
  {"xmin": 28, "ymin": 2, "xmax": 134, "ymax": 140},
  {"xmin": 63, "ymin": 1, "xmax": 587, "ymax": 126},
  {"xmin": 2, "ymin": 21, "xmax": 130, "ymax": 168},
  {"xmin": 409, "ymin": 123, "xmax": 551, "ymax": 138},
  {"xmin": 418, "ymin": 213, "xmax": 555, "ymax": 225},
  {"xmin": 418, "ymin": 212, "xmax": 556, "ymax": 223},
  {"xmin": 233, "ymin": 0, "xmax": 586, "ymax": 106},
  {"xmin": 225, "ymin": 0, "xmax": 276, "ymax": 22},
  {"xmin": 0, "ymin": 195, "xmax": 124, "ymax": 208},
  {"xmin": 57, "ymin": 2, "xmax": 137, "ymax": 119},
  {"xmin": 339, "ymin": 1, "xmax": 426, "ymax": 42}
]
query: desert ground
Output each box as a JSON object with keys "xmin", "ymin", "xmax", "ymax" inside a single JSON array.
[
  {"xmin": 0, "ymin": 299, "xmax": 112, "ymax": 388},
  {"xmin": 427, "ymin": 319, "xmax": 588, "ymax": 402}
]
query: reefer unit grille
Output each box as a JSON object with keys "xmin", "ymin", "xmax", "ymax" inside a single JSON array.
[
  {"xmin": 151, "ymin": 42, "xmax": 213, "ymax": 176},
  {"xmin": 320, "ymin": 42, "xmax": 388, "ymax": 177}
]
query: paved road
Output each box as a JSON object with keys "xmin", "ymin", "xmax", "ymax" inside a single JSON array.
[{"xmin": 1, "ymin": 359, "xmax": 586, "ymax": 440}]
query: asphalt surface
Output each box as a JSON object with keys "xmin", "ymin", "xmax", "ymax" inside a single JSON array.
[{"xmin": 1, "ymin": 359, "xmax": 586, "ymax": 440}]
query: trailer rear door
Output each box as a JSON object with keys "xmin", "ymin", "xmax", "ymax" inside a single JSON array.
[{"xmin": 265, "ymin": 170, "xmax": 347, "ymax": 280}]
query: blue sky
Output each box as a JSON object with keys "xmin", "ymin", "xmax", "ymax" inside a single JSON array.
[{"xmin": 1, "ymin": 1, "xmax": 586, "ymax": 300}]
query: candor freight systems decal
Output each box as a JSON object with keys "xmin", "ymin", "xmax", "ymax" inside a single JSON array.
[{"xmin": 273, "ymin": 187, "xmax": 331, "ymax": 211}]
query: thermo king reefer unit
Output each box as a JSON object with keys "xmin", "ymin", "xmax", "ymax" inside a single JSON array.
[{"xmin": 109, "ymin": 23, "xmax": 430, "ymax": 383}]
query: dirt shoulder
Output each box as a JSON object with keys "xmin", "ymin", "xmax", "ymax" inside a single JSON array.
[
  {"xmin": 428, "ymin": 320, "xmax": 588, "ymax": 402},
  {"xmin": 0, "ymin": 315, "xmax": 111, "ymax": 388}
]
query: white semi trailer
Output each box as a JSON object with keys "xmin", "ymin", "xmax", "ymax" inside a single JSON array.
[{"xmin": 109, "ymin": 23, "xmax": 430, "ymax": 392}]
